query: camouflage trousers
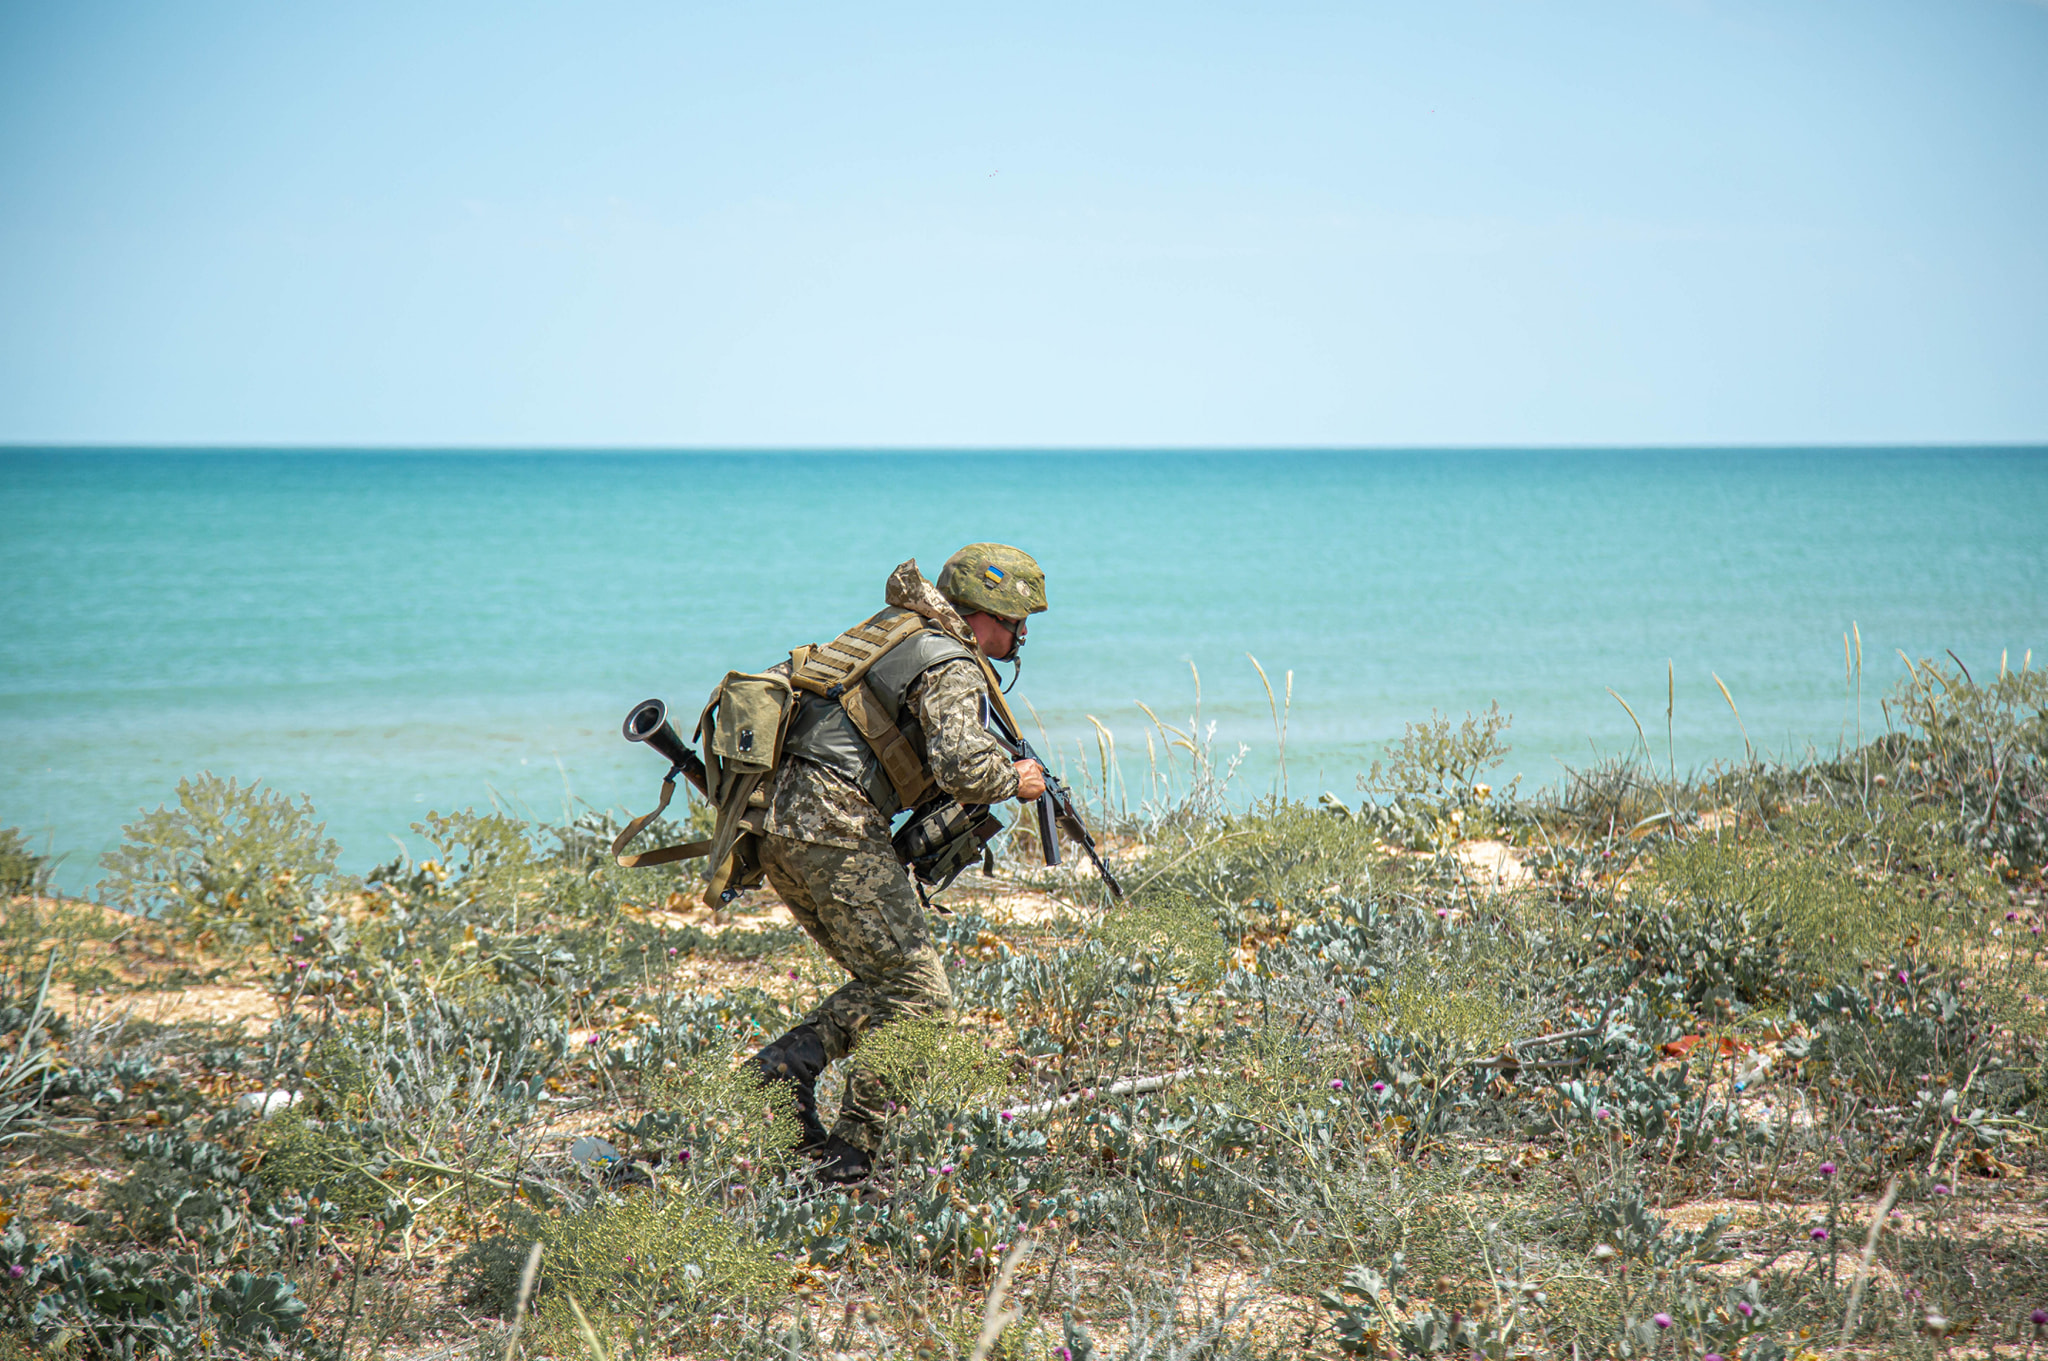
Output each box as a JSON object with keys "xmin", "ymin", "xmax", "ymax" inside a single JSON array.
[{"xmin": 758, "ymin": 834, "xmax": 953, "ymax": 1152}]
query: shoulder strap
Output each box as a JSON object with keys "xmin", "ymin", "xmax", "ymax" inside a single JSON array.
[
  {"xmin": 840, "ymin": 680, "xmax": 937, "ymax": 808},
  {"xmin": 973, "ymin": 652, "xmax": 1028, "ymax": 739},
  {"xmin": 609, "ymin": 775, "xmax": 714, "ymax": 867},
  {"xmin": 788, "ymin": 608, "xmax": 956, "ymax": 809}
]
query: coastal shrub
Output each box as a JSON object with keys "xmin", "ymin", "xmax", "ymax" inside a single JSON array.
[
  {"xmin": 1647, "ymin": 798, "xmax": 2000, "ymax": 983},
  {"xmin": 469, "ymin": 1063, "xmax": 806, "ymax": 1349},
  {"xmin": 1092, "ymin": 889, "xmax": 1230, "ymax": 992},
  {"xmin": 299, "ymin": 984, "xmax": 567, "ymax": 1155},
  {"xmin": 405, "ymin": 807, "xmax": 543, "ymax": 915},
  {"xmin": 0, "ymin": 831, "xmax": 54, "ymax": 899},
  {"xmin": 1888, "ymin": 656, "xmax": 2048, "ymax": 873},
  {"xmin": 1360, "ymin": 703, "xmax": 1516, "ymax": 808},
  {"xmin": 1137, "ymin": 802, "xmax": 1384, "ymax": 941},
  {"xmin": 13, "ymin": 1242, "xmax": 320, "ymax": 1361},
  {"xmin": 98, "ymin": 775, "xmax": 341, "ymax": 949},
  {"xmin": 1320, "ymin": 1200, "xmax": 1784, "ymax": 1360},
  {"xmin": 1355, "ymin": 705, "xmax": 1520, "ymax": 852},
  {"xmin": 859, "ymin": 1014, "xmax": 1008, "ymax": 1114},
  {"xmin": 524, "ymin": 1190, "xmax": 780, "ymax": 1351}
]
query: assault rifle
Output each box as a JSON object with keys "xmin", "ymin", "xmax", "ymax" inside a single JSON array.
[{"xmin": 981, "ymin": 698, "xmax": 1125, "ymax": 901}]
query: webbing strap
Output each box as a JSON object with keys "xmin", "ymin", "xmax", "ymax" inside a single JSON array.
[
  {"xmin": 973, "ymin": 652, "xmax": 1028, "ymax": 740},
  {"xmin": 610, "ymin": 776, "xmax": 715, "ymax": 868},
  {"xmin": 620, "ymin": 839, "xmax": 715, "ymax": 868},
  {"xmin": 787, "ymin": 609, "xmax": 942, "ymax": 809},
  {"xmin": 841, "ymin": 681, "xmax": 937, "ymax": 808},
  {"xmin": 702, "ymin": 806, "xmax": 767, "ymax": 905}
]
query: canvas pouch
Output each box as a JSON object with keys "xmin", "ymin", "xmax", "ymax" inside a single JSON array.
[{"xmin": 706, "ymin": 671, "xmax": 792, "ymax": 774}]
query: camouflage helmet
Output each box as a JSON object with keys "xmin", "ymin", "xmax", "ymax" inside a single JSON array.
[{"xmin": 936, "ymin": 543, "xmax": 1048, "ymax": 619}]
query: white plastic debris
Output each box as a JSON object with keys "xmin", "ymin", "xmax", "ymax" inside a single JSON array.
[
  {"xmin": 1735, "ymin": 1052, "xmax": 1773, "ymax": 1088},
  {"xmin": 236, "ymin": 1090, "xmax": 301, "ymax": 1118},
  {"xmin": 570, "ymin": 1135, "xmax": 623, "ymax": 1168}
]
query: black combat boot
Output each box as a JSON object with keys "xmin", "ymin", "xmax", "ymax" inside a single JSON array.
[
  {"xmin": 745, "ymin": 1024, "xmax": 830, "ymax": 1151},
  {"xmin": 809, "ymin": 1134, "xmax": 872, "ymax": 1185}
]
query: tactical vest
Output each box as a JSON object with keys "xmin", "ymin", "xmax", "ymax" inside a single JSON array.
[
  {"xmin": 610, "ymin": 600, "xmax": 1007, "ymax": 908},
  {"xmin": 783, "ymin": 606, "xmax": 978, "ymax": 819}
]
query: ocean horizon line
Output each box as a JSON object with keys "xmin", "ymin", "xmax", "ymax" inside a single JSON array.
[{"xmin": 7, "ymin": 441, "xmax": 2047, "ymax": 455}]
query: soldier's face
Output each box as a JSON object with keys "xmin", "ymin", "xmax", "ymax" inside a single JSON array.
[{"xmin": 966, "ymin": 611, "xmax": 1027, "ymax": 660}]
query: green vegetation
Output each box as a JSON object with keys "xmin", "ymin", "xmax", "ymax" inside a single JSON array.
[
  {"xmin": 0, "ymin": 655, "xmax": 2042, "ymax": 1359},
  {"xmin": 0, "ymin": 830, "xmax": 57, "ymax": 900},
  {"xmin": 97, "ymin": 775, "xmax": 341, "ymax": 951}
]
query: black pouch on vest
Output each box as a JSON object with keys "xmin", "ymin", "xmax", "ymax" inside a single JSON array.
[{"xmin": 892, "ymin": 796, "xmax": 1005, "ymax": 901}]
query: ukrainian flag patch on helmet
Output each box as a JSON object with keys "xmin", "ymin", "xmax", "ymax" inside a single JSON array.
[{"xmin": 938, "ymin": 542, "xmax": 1047, "ymax": 616}]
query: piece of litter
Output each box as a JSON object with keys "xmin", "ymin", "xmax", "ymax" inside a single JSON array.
[
  {"xmin": 235, "ymin": 1090, "xmax": 301, "ymax": 1118},
  {"xmin": 570, "ymin": 1135, "xmax": 623, "ymax": 1167}
]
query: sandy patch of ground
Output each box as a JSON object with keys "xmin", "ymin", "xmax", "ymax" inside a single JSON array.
[
  {"xmin": 1452, "ymin": 838, "xmax": 1535, "ymax": 889},
  {"xmin": 6, "ymin": 895, "xmax": 280, "ymax": 1033},
  {"xmin": 961, "ymin": 879, "xmax": 1089, "ymax": 928},
  {"xmin": 54, "ymin": 981, "xmax": 281, "ymax": 1033}
]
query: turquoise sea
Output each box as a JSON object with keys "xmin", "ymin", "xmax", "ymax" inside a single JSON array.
[{"xmin": 3, "ymin": 448, "xmax": 2044, "ymax": 894}]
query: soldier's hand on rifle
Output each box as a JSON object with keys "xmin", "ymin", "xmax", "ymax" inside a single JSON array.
[{"xmin": 1013, "ymin": 760, "xmax": 1046, "ymax": 801}]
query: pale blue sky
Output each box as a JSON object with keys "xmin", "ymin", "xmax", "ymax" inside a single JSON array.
[{"xmin": 2, "ymin": 2, "xmax": 2043, "ymax": 446}]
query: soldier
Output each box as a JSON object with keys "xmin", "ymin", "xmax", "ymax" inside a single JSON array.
[{"xmin": 745, "ymin": 544, "xmax": 1049, "ymax": 1183}]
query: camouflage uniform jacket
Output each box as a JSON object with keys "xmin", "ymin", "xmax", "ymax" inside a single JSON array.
[{"xmin": 765, "ymin": 563, "xmax": 1020, "ymax": 852}]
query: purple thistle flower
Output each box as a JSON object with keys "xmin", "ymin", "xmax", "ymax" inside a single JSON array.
[
  {"xmin": 1705, "ymin": 1355, "xmax": 1726, "ymax": 1361},
  {"xmin": 1811, "ymin": 1227, "xmax": 1829, "ymax": 1241},
  {"xmin": 1736, "ymin": 1301, "xmax": 1755, "ymax": 1318},
  {"xmin": 7, "ymin": 1266, "xmax": 23, "ymax": 1279},
  {"xmin": 2031, "ymin": 1308, "xmax": 2048, "ymax": 1328},
  {"xmin": 1819, "ymin": 1162, "xmax": 1836, "ymax": 1176},
  {"xmin": 1898, "ymin": 970, "xmax": 1910, "ymax": 984},
  {"xmin": 1652, "ymin": 1313, "xmax": 1673, "ymax": 1329},
  {"xmin": 1371, "ymin": 1081, "xmax": 1387, "ymax": 1094},
  {"xmin": 1934, "ymin": 1183, "xmax": 1952, "ymax": 1195},
  {"xmin": 1331, "ymin": 1079, "xmax": 1345, "ymax": 1091},
  {"xmin": 999, "ymin": 1110, "xmax": 1013, "ymax": 1122},
  {"xmin": 940, "ymin": 1163, "xmax": 956, "ymax": 1175}
]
